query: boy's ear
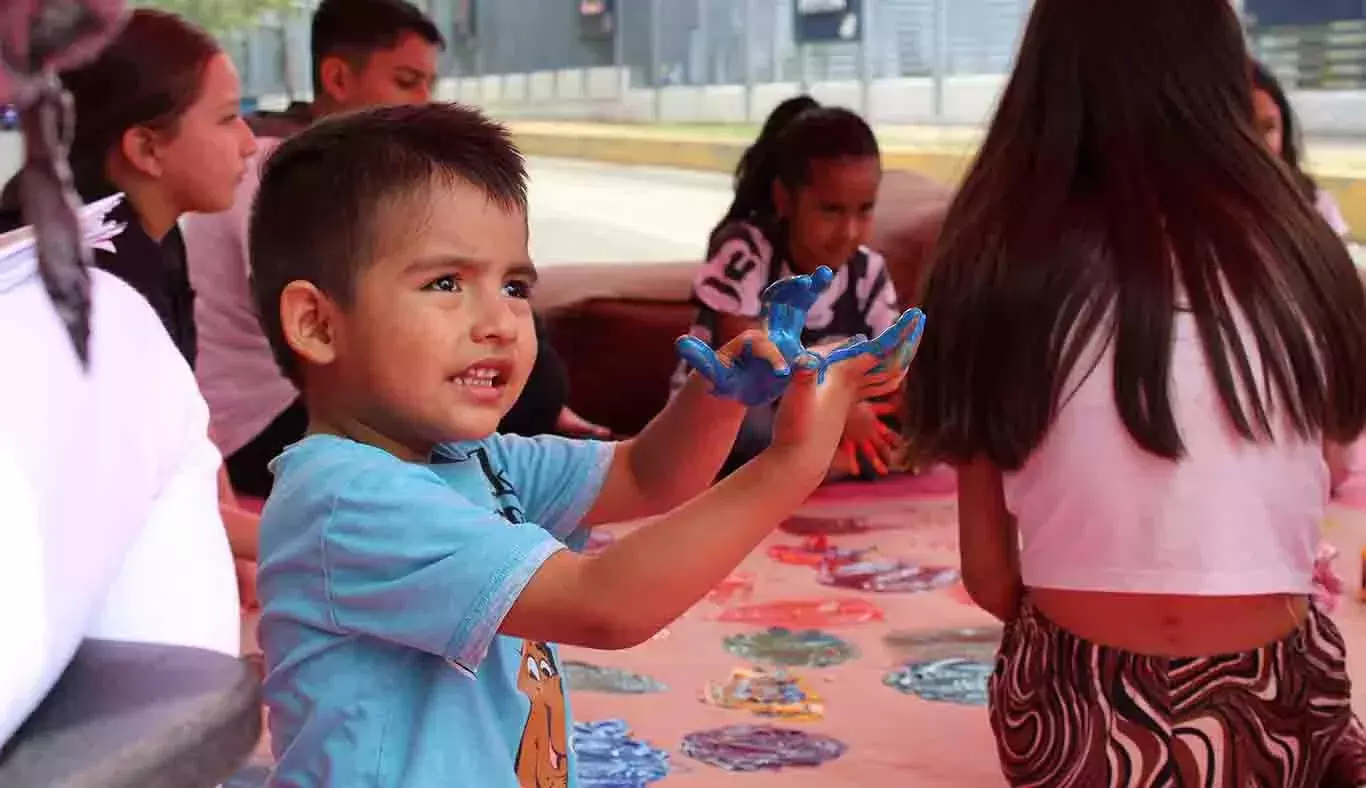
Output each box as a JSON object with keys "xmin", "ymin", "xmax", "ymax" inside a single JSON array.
[{"xmin": 279, "ymin": 280, "xmax": 339, "ymax": 369}]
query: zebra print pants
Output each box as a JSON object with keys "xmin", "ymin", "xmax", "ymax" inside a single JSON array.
[{"xmin": 988, "ymin": 599, "xmax": 1362, "ymax": 787}]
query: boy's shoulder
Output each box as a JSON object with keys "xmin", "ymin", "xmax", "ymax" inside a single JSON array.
[{"xmin": 264, "ymin": 435, "xmax": 446, "ymax": 519}]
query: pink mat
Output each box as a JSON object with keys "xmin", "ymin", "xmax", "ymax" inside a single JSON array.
[
  {"xmin": 810, "ymin": 465, "xmax": 957, "ymax": 502},
  {"xmin": 564, "ymin": 475, "xmax": 1004, "ymax": 787}
]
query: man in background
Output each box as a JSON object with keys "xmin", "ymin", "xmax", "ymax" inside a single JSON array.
[{"xmin": 186, "ymin": 0, "xmax": 445, "ymax": 499}]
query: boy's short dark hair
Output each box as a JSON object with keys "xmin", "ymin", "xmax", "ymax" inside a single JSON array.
[
  {"xmin": 311, "ymin": 0, "xmax": 446, "ymax": 94},
  {"xmin": 249, "ymin": 102, "xmax": 527, "ymax": 385}
]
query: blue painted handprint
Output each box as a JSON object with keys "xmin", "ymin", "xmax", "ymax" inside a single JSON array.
[
  {"xmin": 675, "ymin": 266, "xmax": 833, "ymax": 406},
  {"xmin": 676, "ymin": 265, "xmax": 927, "ymax": 406},
  {"xmin": 823, "ymin": 307, "xmax": 926, "ymax": 377}
]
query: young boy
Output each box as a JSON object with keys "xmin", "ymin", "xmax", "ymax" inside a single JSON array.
[{"xmin": 249, "ymin": 103, "xmax": 912, "ymax": 786}]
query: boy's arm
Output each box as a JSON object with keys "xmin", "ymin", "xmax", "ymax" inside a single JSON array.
[
  {"xmin": 505, "ymin": 360, "xmax": 869, "ymax": 650},
  {"xmin": 956, "ymin": 457, "xmax": 1023, "ymax": 622},
  {"xmin": 581, "ymin": 370, "xmax": 748, "ymax": 525},
  {"xmin": 581, "ymin": 227, "xmax": 784, "ymax": 523},
  {"xmin": 315, "ymin": 360, "xmax": 867, "ymax": 663}
]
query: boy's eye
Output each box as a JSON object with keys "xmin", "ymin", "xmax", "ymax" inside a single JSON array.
[
  {"xmin": 504, "ymin": 279, "xmax": 534, "ymax": 299},
  {"xmin": 423, "ymin": 275, "xmax": 461, "ymax": 293}
]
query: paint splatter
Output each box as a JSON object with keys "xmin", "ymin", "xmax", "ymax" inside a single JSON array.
[
  {"xmin": 767, "ymin": 534, "xmax": 868, "ymax": 567},
  {"xmin": 817, "ymin": 558, "xmax": 959, "ymax": 593},
  {"xmin": 704, "ymin": 667, "xmax": 824, "ymax": 721},
  {"xmin": 681, "ymin": 724, "xmax": 847, "ymax": 772},
  {"xmin": 884, "ymin": 658, "xmax": 993, "ymax": 706},
  {"xmin": 715, "ymin": 598, "xmax": 885, "ymax": 628},
  {"xmin": 573, "ymin": 719, "xmax": 671, "ymax": 787},
  {"xmin": 723, "ymin": 627, "xmax": 858, "ymax": 668},
  {"xmin": 564, "ymin": 662, "xmax": 668, "ymax": 694},
  {"xmin": 883, "ymin": 626, "xmax": 1002, "ymax": 664},
  {"xmin": 780, "ymin": 515, "xmax": 871, "ymax": 536}
]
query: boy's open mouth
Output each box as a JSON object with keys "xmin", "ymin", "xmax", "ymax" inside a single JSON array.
[{"xmin": 452, "ymin": 360, "xmax": 510, "ymax": 390}]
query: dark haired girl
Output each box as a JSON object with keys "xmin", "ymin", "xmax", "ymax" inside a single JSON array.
[
  {"xmin": 905, "ymin": 0, "xmax": 1366, "ymax": 784},
  {"xmin": 673, "ymin": 97, "xmax": 901, "ymax": 476},
  {"xmin": 2, "ymin": 9, "xmax": 257, "ymax": 366}
]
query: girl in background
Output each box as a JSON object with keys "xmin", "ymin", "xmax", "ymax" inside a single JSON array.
[
  {"xmin": 907, "ymin": 0, "xmax": 1366, "ymax": 784},
  {"xmin": 1253, "ymin": 60, "xmax": 1361, "ymax": 497},
  {"xmin": 2, "ymin": 9, "xmax": 258, "ymax": 366},
  {"xmin": 1252, "ymin": 61, "xmax": 1351, "ymax": 238},
  {"xmin": 674, "ymin": 96, "xmax": 904, "ymax": 478}
]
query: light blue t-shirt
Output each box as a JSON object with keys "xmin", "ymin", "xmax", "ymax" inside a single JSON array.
[{"xmin": 256, "ymin": 432, "xmax": 615, "ymax": 787}]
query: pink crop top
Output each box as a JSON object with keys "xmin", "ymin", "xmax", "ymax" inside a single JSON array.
[{"xmin": 1002, "ymin": 311, "xmax": 1326, "ymax": 596}]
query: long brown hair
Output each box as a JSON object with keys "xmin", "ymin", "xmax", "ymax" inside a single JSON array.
[
  {"xmin": 905, "ymin": 0, "xmax": 1366, "ymax": 470},
  {"xmin": 61, "ymin": 9, "xmax": 220, "ymax": 201}
]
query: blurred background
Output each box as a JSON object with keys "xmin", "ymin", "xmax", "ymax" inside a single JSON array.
[
  {"xmin": 2, "ymin": 1, "xmax": 1362, "ymax": 253},
  {"xmin": 158, "ymin": 0, "xmax": 1364, "ymax": 136}
]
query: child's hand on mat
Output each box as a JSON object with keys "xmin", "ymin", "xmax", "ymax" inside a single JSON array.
[{"xmin": 836, "ymin": 401, "xmax": 906, "ymax": 477}]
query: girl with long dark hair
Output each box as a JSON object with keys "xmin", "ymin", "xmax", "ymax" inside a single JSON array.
[
  {"xmin": 906, "ymin": 0, "xmax": 1366, "ymax": 783},
  {"xmin": 2, "ymin": 9, "xmax": 257, "ymax": 366}
]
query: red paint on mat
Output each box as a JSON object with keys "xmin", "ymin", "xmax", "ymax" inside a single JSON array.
[{"xmin": 714, "ymin": 598, "xmax": 886, "ymax": 628}]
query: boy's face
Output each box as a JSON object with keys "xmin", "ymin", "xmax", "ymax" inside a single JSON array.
[{"xmin": 330, "ymin": 181, "xmax": 536, "ymax": 456}]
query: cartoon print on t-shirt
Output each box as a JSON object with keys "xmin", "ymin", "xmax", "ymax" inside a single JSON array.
[{"xmin": 514, "ymin": 639, "xmax": 568, "ymax": 788}]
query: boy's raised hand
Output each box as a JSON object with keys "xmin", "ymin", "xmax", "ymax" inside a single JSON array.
[
  {"xmin": 821, "ymin": 307, "xmax": 927, "ymax": 398},
  {"xmin": 675, "ymin": 266, "xmax": 836, "ymax": 406},
  {"xmin": 676, "ymin": 266, "xmax": 926, "ymax": 407},
  {"xmin": 759, "ymin": 265, "xmax": 835, "ymax": 361}
]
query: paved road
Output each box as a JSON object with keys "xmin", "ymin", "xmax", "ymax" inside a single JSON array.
[
  {"xmin": 526, "ymin": 156, "xmax": 730, "ymax": 266},
  {"xmin": 1, "ymin": 135, "xmax": 730, "ymax": 266}
]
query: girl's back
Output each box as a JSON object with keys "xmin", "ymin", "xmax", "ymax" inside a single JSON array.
[{"xmin": 906, "ymin": 0, "xmax": 1366, "ymax": 783}]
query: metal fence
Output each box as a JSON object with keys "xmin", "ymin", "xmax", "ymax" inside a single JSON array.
[
  {"xmin": 227, "ymin": 0, "xmax": 1366, "ymax": 131},
  {"xmin": 639, "ymin": 0, "xmax": 1030, "ymax": 87},
  {"xmin": 227, "ymin": 0, "xmax": 1032, "ymax": 98}
]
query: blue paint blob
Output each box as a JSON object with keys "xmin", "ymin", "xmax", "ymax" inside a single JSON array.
[
  {"xmin": 573, "ymin": 719, "xmax": 671, "ymax": 787},
  {"xmin": 883, "ymin": 657, "xmax": 993, "ymax": 706}
]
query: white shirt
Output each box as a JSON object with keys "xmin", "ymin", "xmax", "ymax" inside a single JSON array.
[
  {"xmin": 1003, "ymin": 310, "xmax": 1325, "ymax": 596},
  {"xmin": 0, "ymin": 204, "xmax": 240, "ymax": 746},
  {"xmin": 184, "ymin": 137, "xmax": 298, "ymax": 457}
]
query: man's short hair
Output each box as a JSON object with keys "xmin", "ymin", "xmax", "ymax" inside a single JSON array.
[
  {"xmin": 310, "ymin": 0, "xmax": 446, "ymax": 94},
  {"xmin": 249, "ymin": 103, "xmax": 527, "ymax": 385}
]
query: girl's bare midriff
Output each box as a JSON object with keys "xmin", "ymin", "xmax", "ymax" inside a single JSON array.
[{"xmin": 1028, "ymin": 587, "xmax": 1308, "ymax": 657}]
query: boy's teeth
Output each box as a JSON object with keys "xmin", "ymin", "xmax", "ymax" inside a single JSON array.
[{"xmin": 456, "ymin": 367, "xmax": 498, "ymax": 387}]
